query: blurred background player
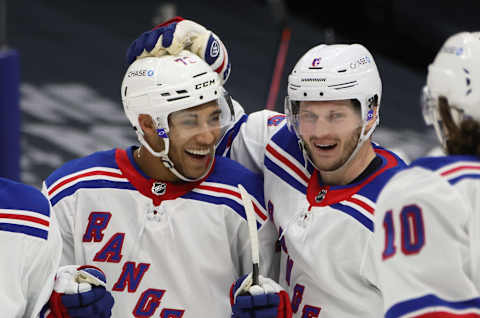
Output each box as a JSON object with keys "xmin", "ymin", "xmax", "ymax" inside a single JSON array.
[
  {"xmin": 0, "ymin": 177, "xmax": 113, "ymax": 317},
  {"xmin": 42, "ymin": 50, "xmax": 285, "ymax": 317},
  {"xmin": 374, "ymin": 32, "xmax": 480, "ymax": 317},
  {"xmin": 127, "ymin": 18, "xmax": 407, "ymax": 317}
]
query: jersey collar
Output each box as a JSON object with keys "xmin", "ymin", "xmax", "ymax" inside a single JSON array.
[
  {"xmin": 115, "ymin": 146, "xmax": 213, "ymax": 206},
  {"xmin": 306, "ymin": 148, "xmax": 399, "ymax": 207}
]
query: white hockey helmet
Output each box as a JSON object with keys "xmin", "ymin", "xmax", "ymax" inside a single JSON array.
[
  {"xmin": 422, "ymin": 31, "xmax": 480, "ymax": 148},
  {"xmin": 121, "ymin": 50, "xmax": 235, "ymax": 181},
  {"xmin": 285, "ymin": 44, "xmax": 382, "ymax": 170}
]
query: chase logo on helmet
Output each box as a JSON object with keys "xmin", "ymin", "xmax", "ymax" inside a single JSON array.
[
  {"xmin": 350, "ymin": 56, "xmax": 371, "ymax": 69},
  {"xmin": 127, "ymin": 69, "xmax": 151, "ymax": 77},
  {"xmin": 441, "ymin": 46, "xmax": 464, "ymax": 56},
  {"xmin": 195, "ymin": 79, "xmax": 216, "ymax": 90}
]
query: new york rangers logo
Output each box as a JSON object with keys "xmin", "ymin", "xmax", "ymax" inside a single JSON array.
[{"xmin": 151, "ymin": 182, "xmax": 167, "ymax": 196}]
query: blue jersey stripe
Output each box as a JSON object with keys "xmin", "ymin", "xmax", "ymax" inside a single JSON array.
[
  {"xmin": 271, "ymin": 126, "xmax": 308, "ymax": 167},
  {"xmin": 0, "ymin": 223, "xmax": 48, "ymax": 240},
  {"xmin": 265, "ymin": 156, "xmax": 307, "ymax": 195},
  {"xmin": 50, "ymin": 180, "xmax": 135, "ymax": 206},
  {"xmin": 331, "ymin": 203, "xmax": 374, "ymax": 232},
  {"xmin": 207, "ymin": 157, "xmax": 266, "ymax": 209},
  {"xmin": 0, "ymin": 178, "xmax": 51, "ymax": 217},
  {"xmin": 182, "ymin": 191, "xmax": 261, "ymax": 228},
  {"xmin": 216, "ymin": 114, "xmax": 248, "ymax": 157},
  {"xmin": 386, "ymin": 294, "xmax": 480, "ymax": 318},
  {"xmin": 45, "ymin": 149, "xmax": 118, "ymax": 188},
  {"xmin": 448, "ymin": 174, "xmax": 480, "ymax": 185}
]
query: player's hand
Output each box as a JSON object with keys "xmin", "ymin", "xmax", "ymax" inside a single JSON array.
[
  {"xmin": 230, "ymin": 273, "xmax": 293, "ymax": 318},
  {"xmin": 125, "ymin": 17, "xmax": 231, "ymax": 84},
  {"xmin": 47, "ymin": 265, "xmax": 114, "ymax": 318}
]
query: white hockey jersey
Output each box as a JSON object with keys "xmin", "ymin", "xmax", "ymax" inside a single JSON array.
[
  {"xmin": 43, "ymin": 147, "xmax": 277, "ymax": 317},
  {"xmin": 0, "ymin": 178, "xmax": 61, "ymax": 318},
  {"xmin": 374, "ymin": 155, "xmax": 480, "ymax": 318},
  {"xmin": 219, "ymin": 107, "xmax": 407, "ymax": 317}
]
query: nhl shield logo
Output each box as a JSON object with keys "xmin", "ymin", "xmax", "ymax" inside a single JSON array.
[
  {"xmin": 151, "ymin": 182, "xmax": 167, "ymax": 196},
  {"xmin": 315, "ymin": 189, "xmax": 327, "ymax": 202}
]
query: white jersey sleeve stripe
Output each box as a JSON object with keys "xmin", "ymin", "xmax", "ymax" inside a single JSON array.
[{"xmin": 385, "ymin": 294, "xmax": 480, "ymax": 318}]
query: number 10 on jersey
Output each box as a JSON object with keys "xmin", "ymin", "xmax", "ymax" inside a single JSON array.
[{"xmin": 382, "ymin": 204, "xmax": 426, "ymax": 260}]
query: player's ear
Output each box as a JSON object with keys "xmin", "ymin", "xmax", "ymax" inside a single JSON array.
[{"xmin": 138, "ymin": 114, "xmax": 156, "ymax": 137}]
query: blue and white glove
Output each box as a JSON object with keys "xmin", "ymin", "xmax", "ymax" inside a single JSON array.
[
  {"xmin": 125, "ymin": 17, "xmax": 231, "ymax": 84},
  {"xmin": 44, "ymin": 265, "xmax": 114, "ymax": 318},
  {"xmin": 230, "ymin": 273, "xmax": 293, "ymax": 318}
]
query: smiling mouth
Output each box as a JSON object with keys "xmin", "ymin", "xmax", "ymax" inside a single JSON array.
[
  {"xmin": 314, "ymin": 142, "xmax": 337, "ymax": 151},
  {"xmin": 185, "ymin": 148, "xmax": 211, "ymax": 159}
]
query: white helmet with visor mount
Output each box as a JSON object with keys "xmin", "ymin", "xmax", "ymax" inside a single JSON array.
[
  {"xmin": 121, "ymin": 51, "xmax": 235, "ymax": 182},
  {"xmin": 285, "ymin": 44, "xmax": 382, "ymax": 170}
]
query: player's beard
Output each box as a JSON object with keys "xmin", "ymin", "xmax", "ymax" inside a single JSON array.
[{"xmin": 305, "ymin": 127, "xmax": 362, "ymax": 172}]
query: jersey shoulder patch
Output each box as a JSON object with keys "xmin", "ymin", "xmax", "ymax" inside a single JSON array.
[{"xmin": 0, "ymin": 178, "xmax": 51, "ymax": 239}]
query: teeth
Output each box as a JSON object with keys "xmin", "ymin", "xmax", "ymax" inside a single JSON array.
[
  {"xmin": 186, "ymin": 149, "xmax": 210, "ymax": 155},
  {"xmin": 315, "ymin": 143, "xmax": 335, "ymax": 147}
]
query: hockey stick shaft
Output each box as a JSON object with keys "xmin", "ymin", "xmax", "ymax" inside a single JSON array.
[{"xmin": 238, "ymin": 184, "xmax": 260, "ymax": 286}]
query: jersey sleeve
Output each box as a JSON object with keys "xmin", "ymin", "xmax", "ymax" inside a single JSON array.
[
  {"xmin": 27, "ymin": 215, "xmax": 62, "ymax": 317},
  {"xmin": 0, "ymin": 182, "xmax": 62, "ymax": 317},
  {"xmin": 42, "ymin": 182, "xmax": 76, "ymax": 266},
  {"xmin": 374, "ymin": 167, "xmax": 480, "ymax": 317},
  {"xmin": 228, "ymin": 102, "xmax": 287, "ymax": 175}
]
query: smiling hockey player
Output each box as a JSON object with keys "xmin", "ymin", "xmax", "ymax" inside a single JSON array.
[
  {"xmin": 42, "ymin": 51, "xmax": 283, "ymax": 317},
  {"xmin": 126, "ymin": 18, "xmax": 407, "ymax": 317}
]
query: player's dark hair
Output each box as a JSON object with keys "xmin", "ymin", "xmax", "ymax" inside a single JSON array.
[{"xmin": 439, "ymin": 97, "xmax": 480, "ymax": 157}]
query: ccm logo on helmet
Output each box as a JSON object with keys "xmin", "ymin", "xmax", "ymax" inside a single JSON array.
[{"xmin": 195, "ymin": 79, "xmax": 216, "ymax": 90}]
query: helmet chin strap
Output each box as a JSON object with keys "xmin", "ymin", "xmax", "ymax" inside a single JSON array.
[{"xmin": 136, "ymin": 131, "xmax": 212, "ymax": 183}]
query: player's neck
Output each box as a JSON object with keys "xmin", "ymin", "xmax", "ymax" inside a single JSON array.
[
  {"xmin": 133, "ymin": 147, "xmax": 181, "ymax": 183},
  {"xmin": 319, "ymin": 142, "xmax": 376, "ymax": 186}
]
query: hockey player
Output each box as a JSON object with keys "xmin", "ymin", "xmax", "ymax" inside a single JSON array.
[
  {"xmin": 42, "ymin": 51, "xmax": 287, "ymax": 317},
  {"xmin": 373, "ymin": 32, "xmax": 480, "ymax": 317},
  {"xmin": 0, "ymin": 177, "xmax": 114, "ymax": 317},
  {"xmin": 126, "ymin": 18, "xmax": 407, "ymax": 317}
]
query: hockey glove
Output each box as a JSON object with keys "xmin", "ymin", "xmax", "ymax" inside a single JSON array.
[
  {"xmin": 230, "ymin": 273, "xmax": 293, "ymax": 318},
  {"xmin": 47, "ymin": 265, "xmax": 114, "ymax": 318},
  {"xmin": 125, "ymin": 17, "xmax": 231, "ymax": 84}
]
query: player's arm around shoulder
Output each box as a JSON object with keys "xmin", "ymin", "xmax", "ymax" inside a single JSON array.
[
  {"xmin": 374, "ymin": 166, "xmax": 477, "ymax": 317},
  {"xmin": 229, "ymin": 106, "xmax": 288, "ymax": 174}
]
